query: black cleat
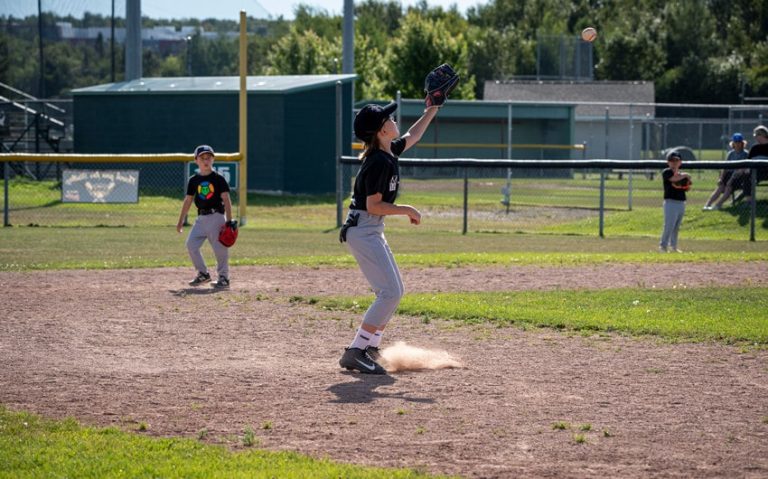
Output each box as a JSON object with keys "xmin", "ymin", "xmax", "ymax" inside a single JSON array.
[
  {"xmin": 339, "ymin": 347, "xmax": 386, "ymax": 374},
  {"xmin": 189, "ymin": 271, "xmax": 211, "ymax": 286},
  {"xmin": 365, "ymin": 346, "xmax": 381, "ymax": 362},
  {"xmin": 212, "ymin": 276, "xmax": 230, "ymax": 290}
]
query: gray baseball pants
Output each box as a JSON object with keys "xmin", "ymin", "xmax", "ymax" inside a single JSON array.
[
  {"xmin": 186, "ymin": 212, "xmax": 229, "ymax": 278},
  {"xmin": 345, "ymin": 210, "xmax": 404, "ymax": 330},
  {"xmin": 660, "ymin": 199, "xmax": 685, "ymax": 249}
]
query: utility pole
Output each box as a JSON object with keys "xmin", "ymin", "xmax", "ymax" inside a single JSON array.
[
  {"xmin": 125, "ymin": 0, "xmax": 142, "ymax": 81},
  {"xmin": 342, "ymin": 0, "xmax": 354, "ymax": 74},
  {"xmin": 111, "ymin": 0, "xmax": 116, "ymax": 82},
  {"xmin": 37, "ymin": 0, "xmax": 45, "ymax": 98}
]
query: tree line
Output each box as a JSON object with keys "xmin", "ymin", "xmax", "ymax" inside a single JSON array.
[{"xmin": 1, "ymin": 0, "xmax": 766, "ymax": 103}]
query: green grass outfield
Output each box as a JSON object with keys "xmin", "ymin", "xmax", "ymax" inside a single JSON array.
[
  {"xmin": 1, "ymin": 177, "xmax": 766, "ymax": 270},
  {"xmin": 314, "ymin": 288, "xmax": 768, "ymax": 345},
  {"xmin": 1, "ymin": 227, "xmax": 767, "ymax": 271},
  {"xmin": 0, "ymin": 407, "xmax": 449, "ymax": 479},
  {"xmin": 3, "ymin": 174, "xmax": 767, "ymax": 241}
]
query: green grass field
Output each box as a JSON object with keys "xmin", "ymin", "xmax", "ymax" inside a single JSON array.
[
  {"xmin": 315, "ymin": 287, "xmax": 768, "ymax": 344},
  {"xmin": 0, "ymin": 407, "xmax": 448, "ymax": 479},
  {"xmin": 2, "ymin": 177, "xmax": 767, "ymax": 476},
  {"xmin": 2, "ymin": 172, "xmax": 766, "ymax": 240},
  {"xmin": 1, "ymin": 227, "xmax": 766, "ymax": 271},
  {"xmin": 1, "ymin": 173, "xmax": 767, "ymax": 271}
]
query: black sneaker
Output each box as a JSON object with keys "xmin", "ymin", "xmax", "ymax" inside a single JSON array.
[
  {"xmin": 339, "ymin": 347, "xmax": 386, "ymax": 374},
  {"xmin": 189, "ymin": 271, "xmax": 211, "ymax": 286},
  {"xmin": 366, "ymin": 346, "xmax": 381, "ymax": 362},
  {"xmin": 212, "ymin": 276, "xmax": 230, "ymax": 289}
]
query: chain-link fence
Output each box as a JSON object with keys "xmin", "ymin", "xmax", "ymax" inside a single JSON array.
[
  {"xmin": 1, "ymin": 159, "xmax": 239, "ymax": 227},
  {"xmin": 339, "ymin": 158, "xmax": 768, "ymax": 241},
  {"xmin": 533, "ymin": 34, "xmax": 594, "ymax": 81},
  {"xmin": 3, "ymin": 96, "xmax": 768, "ymax": 242}
]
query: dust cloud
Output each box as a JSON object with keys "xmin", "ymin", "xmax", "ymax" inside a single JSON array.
[{"xmin": 380, "ymin": 341, "xmax": 464, "ymax": 373}]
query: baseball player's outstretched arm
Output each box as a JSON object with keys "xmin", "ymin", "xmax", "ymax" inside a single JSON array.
[
  {"xmin": 177, "ymin": 195, "xmax": 194, "ymax": 233},
  {"xmin": 222, "ymin": 192, "xmax": 233, "ymax": 222},
  {"xmin": 401, "ymin": 106, "xmax": 439, "ymax": 153}
]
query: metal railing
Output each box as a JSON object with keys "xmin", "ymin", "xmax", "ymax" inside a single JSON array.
[{"xmin": 337, "ymin": 156, "xmax": 768, "ymax": 240}]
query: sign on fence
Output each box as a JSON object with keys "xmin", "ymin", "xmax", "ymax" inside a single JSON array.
[
  {"xmin": 62, "ymin": 169, "xmax": 139, "ymax": 203},
  {"xmin": 186, "ymin": 161, "xmax": 238, "ymax": 189}
]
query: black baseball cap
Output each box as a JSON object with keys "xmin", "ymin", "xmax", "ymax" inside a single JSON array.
[
  {"xmin": 354, "ymin": 102, "xmax": 397, "ymax": 143},
  {"xmin": 194, "ymin": 144, "xmax": 215, "ymax": 158},
  {"xmin": 666, "ymin": 150, "xmax": 682, "ymax": 161}
]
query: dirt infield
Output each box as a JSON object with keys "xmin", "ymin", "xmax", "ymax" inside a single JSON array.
[{"xmin": 2, "ymin": 262, "xmax": 768, "ymax": 478}]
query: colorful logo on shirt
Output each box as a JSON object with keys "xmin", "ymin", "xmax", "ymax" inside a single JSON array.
[
  {"xmin": 197, "ymin": 181, "xmax": 214, "ymax": 200},
  {"xmin": 389, "ymin": 175, "xmax": 398, "ymax": 192}
]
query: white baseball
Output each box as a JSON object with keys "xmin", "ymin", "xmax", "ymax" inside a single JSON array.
[{"xmin": 581, "ymin": 27, "xmax": 597, "ymax": 42}]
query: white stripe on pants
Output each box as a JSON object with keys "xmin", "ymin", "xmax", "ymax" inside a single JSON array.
[
  {"xmin": 345, "ymin": 210, "xmax": 404, "ymax": 330},
  {"xmin": 186, "ymin": 212, "xmax": 229, "ymax": 278},
  {"xmin": 660, "ymin": 199, "xmax": 685, "ymax": 249}
]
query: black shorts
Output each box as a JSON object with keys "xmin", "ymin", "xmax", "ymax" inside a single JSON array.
[{"xmin": 729, "ymin": 172, "xmax": 752, "ymax": 194}]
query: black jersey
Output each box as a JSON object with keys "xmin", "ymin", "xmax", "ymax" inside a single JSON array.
[
  {"xmin": 186, "ymin": 171, "xmax": 230, "ymax": 211},
  {"xmin": 349, "ymin": 137, "xmax": 407, "ymax": 211},
  {"xmin": 749, "ymin": 143, "xmax": 768, "ymax": 182},
  {"xmin": 662, "ymin": 168, "xmax": 686, "ymax": 201},
  {"xmin": 749, "ymin": 142, "xmax": 768, "ymax": 159}
]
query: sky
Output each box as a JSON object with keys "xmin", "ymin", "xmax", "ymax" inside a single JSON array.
[{"xmin": 1, "ymin": 0, "xmax": 490, "ymax": 20}]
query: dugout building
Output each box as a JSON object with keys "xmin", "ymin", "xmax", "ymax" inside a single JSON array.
[
  {"xmin": 72, "ymin": 75, "xmax": 356, "ymax": 194},
  {"xmin": 72, "ymin": 75, "xmax": 576, "ymax": 194},
  {"xmin": 359, "ymin": 99, "xmax": 577, "ymax": 179}
]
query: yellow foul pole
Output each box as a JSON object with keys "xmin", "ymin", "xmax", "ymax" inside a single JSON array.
[{"xmin": 238, "ymin": 10, "xmax": 248, "ymax": 225}]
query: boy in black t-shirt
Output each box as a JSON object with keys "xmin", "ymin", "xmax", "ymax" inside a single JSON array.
[
  {"xmin": 176, "ymin": 145, "xmax": 234, "ymax": 289},
  {"xmin": 659, "ymin": 151, "xmax": 691, "ymax": 253}
]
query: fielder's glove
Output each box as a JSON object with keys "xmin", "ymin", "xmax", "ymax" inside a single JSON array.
[
  {"xmin": 339, "ymin": 212, "xmax": 359, "ymax": 243},
  {"xmin": 672, "ymin": 177, "xmax": 692, "ymax": 191},
  {"xmin": 424, "ymin": 63, "xmax": 460, "ymax": 108},
  {"xmin": 219, "ymin": 220, "xmax": 239, "ymax": 247}
]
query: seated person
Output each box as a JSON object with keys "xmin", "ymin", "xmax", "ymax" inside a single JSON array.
[
  {"xmin": 703, "ymin": 133, "xmax": 747, "ymax": 210},
  {"xmin": 712, "ymin": 125, "xmax": 768, "ymax": 208}
]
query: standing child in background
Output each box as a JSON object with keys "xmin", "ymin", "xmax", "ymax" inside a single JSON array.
[
  {"xmin": 177, "ymin": 145, "xmax": 234, "ymax": 289},
  {"xmin": 703, "ymin": 133, "xmax": 747, "ymax": 210},
  {"xmin": 659, "ymin": 150, "xmax": 691, "ymax": 253},
  {"xmin": 337, "ymin": 100, "xmax": 440, "ymax": 374}
]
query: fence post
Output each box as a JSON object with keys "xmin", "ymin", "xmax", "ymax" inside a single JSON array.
[
  {"xmin": 396, "ymin": 90, "xmax": 401, "ymax": 127},
  {"xmin": 599, "ymin": 170, "xmax": 605, "ymax": 238},
  {"xmin": 750, "ymin": 168, "xmax": 757, "ymax": 242},
  {"xmin": 3, "ymin": 161, "xmax": 8, "ymax": 227},
  {"xmin": 697, "ymin": 121, "xmax": 703, "ymax": 164},
  {"xmin": 462, "ymin": 167, "xmax": 468, "ymax": 235},
  {"xmin": 336, "ymin": 81, "xmax": 343, "ymax": 229},
  {"xmin": 505, "ymin": 102, "xmax": 513, "ymax": 213},
  {"xmin": 628, "ymin": 103, "xmax": 634, "ymax": 211},
  {"xmin": 604, "ymin": 107, "xmax": 610, "ymax": 159}
]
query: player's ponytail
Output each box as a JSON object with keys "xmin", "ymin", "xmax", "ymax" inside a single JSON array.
[{"xmin": 359, "ymin": 137, "xmax": 381, "ymax": 161}]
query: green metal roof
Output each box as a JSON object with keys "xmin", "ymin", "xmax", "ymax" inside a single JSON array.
[{"xmin": 72, "ymin": 74, "xmax": 358, "ymax": 96}]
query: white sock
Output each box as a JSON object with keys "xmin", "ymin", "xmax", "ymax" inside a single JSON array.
[
  {"xmin": 369, "ymin": 331, "xmax": 383, "ymax": 348},
  {"xmin": 349, "ymin": 328, "xmax": 372, "ymax": 350}
]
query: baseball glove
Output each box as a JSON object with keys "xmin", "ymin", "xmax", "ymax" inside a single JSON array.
[
  {"xmin": 424, "ymin": 63, "xmax": 460, "ymax": 108},
  {"xmin": 218, "ymin": 220, "xmax": 238, "ymax": 247},
  {"xmin": 339, "ymin": 212, "xmax": 359, "ymax": 243},
  {"xmin": 672, "ymin": 177, "xmax": 692, "ymax": 191}
]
